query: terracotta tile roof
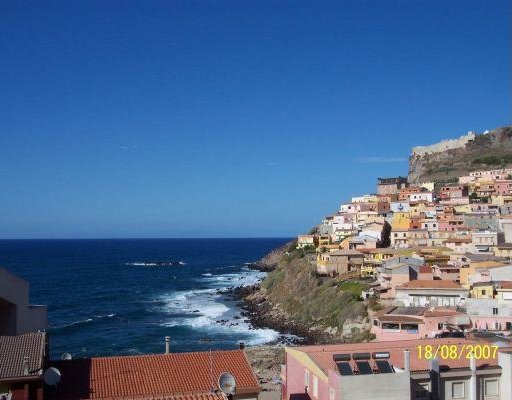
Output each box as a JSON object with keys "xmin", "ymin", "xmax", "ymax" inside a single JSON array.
[
  {"xmin": 377, "ymin": 315, "xmax": 424, "ymax": 323},
  {"xmin": 291, "ymin": 338, "xmax": 511, "ymax": 375},
  {"xmin": 423, "ymin": 308, "xmax": 462, "ymax": 317},
  {"xmin": 396, "ymin": 280, "xmax": 463, "ymax": 290},
  {"xmin": 498, "ymin": 281, "xmax": 512, "ymax": 290},
  {"xmin": 329, "ymin": 249, "xmax": 364, "ymax": 257},
  {"xmin": 0, "ymin": 332, "xmax": 46, "ymax": 379},
  {"xmin": 471, "ymin": 261, "xmax": 508, "ymax": 269},
  {"xmin": 51, "ymin": 350, "xmax": 259, "ymax": 400}
]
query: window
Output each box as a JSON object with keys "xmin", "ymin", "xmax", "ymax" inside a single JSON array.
[
  {"xmin": 451, "ymin": 382, "xmax": 464, "ymax": 398},
  {"xmin": 304, "ymin": 369, "xmax": 310, "ymax": 389},
  {"xmin": 312, "ymin": 376, "xmax": 318, "ymax": 398},
  {"xmin": 401, "ymin": 323, "xmax": 419, "ymax": 332},
  {"xmin": 373, "ymin": 319, "xmax": 379, "ymax": 326},
  {"xmin": 493, "ymin": 308, "xmax": 499, "ymax": 315},
  {"xmin": 438, "ymin": 323, "xmax": 443, "ymax": 330},
  {"xmin": 382, "ymin": 323, "xmax": 400, "ymax": 330},
  {"xmin": 481, "ymin": 290, "xmax": 485, "ymax": 295},
  {"xmin": 484, "ymin": 379, "xmax": 499, "ymax": 396}
]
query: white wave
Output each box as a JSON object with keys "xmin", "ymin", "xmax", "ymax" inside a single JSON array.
[
  {"xmin": 95, "ymin": 313, "xmax": 116, "ymax": 319},
  {"xmin": 151, "ymin": 266, "xmax": 285, "ymax": 346},
  {"xmin": 155, "ymin": 285, "xmax": 281, "ymax": 346},
  {"xmin": 198, "ymin": 269, "xmax": 265, "ymax": 289},
  {"xmin": 53, "ymin": 318, "xmax": 93, "ymax": 330}
]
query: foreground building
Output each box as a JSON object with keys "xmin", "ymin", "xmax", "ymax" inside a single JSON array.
[
  {"xmin": 282, "ymin": 339, "xmax": 512, "ymax": 400},
  {"xmin": 50, "ymin": 349, "xmax": 260, "ymax": 400},
  {"xmin": 0, "ymin": 332, "xmax": 48, "ymax": 400}
]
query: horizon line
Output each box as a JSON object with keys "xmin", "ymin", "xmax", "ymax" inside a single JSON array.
[{"xmin": 0, "ymin": 236, "xmax": 295, "ymax": 241}]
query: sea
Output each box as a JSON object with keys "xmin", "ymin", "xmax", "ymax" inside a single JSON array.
[{"xmin": 0, "ymin": 238, "xmax": 294, "ymax": 359}]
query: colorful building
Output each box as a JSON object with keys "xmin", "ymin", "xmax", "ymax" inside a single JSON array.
[{"xmin": 282, "ymin": 339, "xmax": 512, "ymax": 400}]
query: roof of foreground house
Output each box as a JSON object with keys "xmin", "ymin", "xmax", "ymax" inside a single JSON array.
[
  {"xmin": 288, "ymin": 338, "xmax": 511, "ymax": 377},
  {"xmin": 0, "ymin": 332, "xmax": 46, "ymax": 380},
  {"xmin": 396, "ymin": 280, "xmax": 463, "ymax": 290},
  {"xmin": 50, "ymin": 349, "xmax": 259, "ymax": 400}
]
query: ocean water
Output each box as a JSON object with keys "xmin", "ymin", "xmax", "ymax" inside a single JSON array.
[{"xmin": 0, "ymin": 238, "xmax": 292, "ymax": 359}]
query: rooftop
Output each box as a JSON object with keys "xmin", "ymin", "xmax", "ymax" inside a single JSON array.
[
  {"xmin": 289, "ymin": 338, "xmax": 510, "ymax": 376},
  {"xmin": 329, "ymin": 249, "xmax": 364, "ymax": 257},
  {"xmin": 0, "ymin": 332, "xmax": 46, "ymax": 380},
  {"xmin": 396, "ymin": 280, "xmax": 463, "ymax": 290},
  {"xmin": 51, "ymin": 349, "xmax": 259, "ymax": 400}
]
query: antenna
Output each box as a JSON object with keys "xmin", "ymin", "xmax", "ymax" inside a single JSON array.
[
  {"xmin": 218, "ymin": 372, "xmax": 237, "ymax": 396},
  {"xmin": 61, "ymin": 353, "xmax": 72, "ymax": 360},
  {"xmin": 43, "ymin": 367, "xmax": 61, "ymax": 386}
]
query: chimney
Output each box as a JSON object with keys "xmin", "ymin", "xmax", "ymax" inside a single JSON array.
[
  {"xmin": 469, "ymin": 355, "xmax": 477, "ymax": 400},
  {"xmin": 164, "ymin": 336, "xmax": 170, "ymax": 354},
  {"xmin": 23, "ymin": 357, "xmax": 29, "ymax": 376},
  {"xmin": 403, "ymin": 349, "xmax": 410, "ymax": 372}
]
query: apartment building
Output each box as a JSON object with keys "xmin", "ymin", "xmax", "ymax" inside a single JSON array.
[{"xmin": 282, "ymin": 339, "xmax": 512, "ymax": 400}]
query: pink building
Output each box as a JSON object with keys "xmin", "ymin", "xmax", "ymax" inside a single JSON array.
[
  {"xmin": 494, "ymin": 180, "xmax": 512, "ymax": 196},
  {"xmin": 281, "ymin": 339, "xmax": 512, "ymax": 400},
  {"xmin": 439, "ymin": 185, "xmax": 469, "ymax": 202},
  {"xmin": 437, "ymin": 214, "xmax": 465, "ymax": 232},
  {"xmin": 371, "ymin": 306, "xmax": 469, "ymax": 341}
]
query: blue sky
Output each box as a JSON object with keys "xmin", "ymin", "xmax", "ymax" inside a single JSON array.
[{"xmin": 0, "ymin": 0, "xmax": 510, "ymax": 238}]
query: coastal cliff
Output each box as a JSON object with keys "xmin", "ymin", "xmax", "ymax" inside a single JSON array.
[
  {"xmin": 241, "ymin": 243, "xmax": 373, "ymax": 343},
  {"xmin": 242, "ymin": 125, "xmax": 512, "ymax": 345},
  {"xmin": 408, "ymin": 126, "xmax": 512, "ymax": 185}
]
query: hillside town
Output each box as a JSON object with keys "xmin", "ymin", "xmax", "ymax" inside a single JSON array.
[{"xmin": 295, "ymin": 167, "xmax": 512, "ymax": 341}]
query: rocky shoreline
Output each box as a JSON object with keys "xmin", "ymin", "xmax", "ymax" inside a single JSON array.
[
  {"xmin": 230, "ymin": 240, "xmax": 370, "ymax": 346},
  {"xmin": 228, "ymin": 283, "xmax": 345, "ymax": 345}
]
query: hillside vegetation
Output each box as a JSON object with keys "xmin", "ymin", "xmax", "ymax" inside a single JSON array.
[{"xmin": 257, "ymin": 244, "xmax": 371, "ymax": 341}]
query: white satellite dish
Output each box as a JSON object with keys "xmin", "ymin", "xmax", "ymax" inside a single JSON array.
[
  {"xmin": 43, "ymin": 367, "xmax": 61, "ymax": 386},
  {"xmin": 61, "ymin": 353, "xmax": 72, "ymax": 360},
  {"xmin": 218, "ymin": 372, "xmax": 236, "ymax": 395}
]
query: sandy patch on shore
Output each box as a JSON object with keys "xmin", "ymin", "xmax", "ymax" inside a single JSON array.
[{"xmin": 245, "ymin": 346, "xmax": 284, "ymax": 400}]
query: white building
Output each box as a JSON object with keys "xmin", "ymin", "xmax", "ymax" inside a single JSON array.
[{"xmin": 395, "ymin": 280, "xmax": 468, "ymax": 307}]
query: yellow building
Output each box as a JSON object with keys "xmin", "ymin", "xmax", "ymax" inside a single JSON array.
[
  {"xmin": 494, "ymin": 244, "xmax": 512, "ymax": 258},
  {"xmin": 391, "ymin": 212, "xmax": 410, "ymax": 231},
  {"xmin": 470, "ymin": 283, "xmax": 495, "ymax": 299},
  {"xmin": 490, "ymin": 194, "xmax": 512, "ymax": 205},
  {"xmin": 360, "ymin": 260, "xmax": 380, "ymax": 278}
]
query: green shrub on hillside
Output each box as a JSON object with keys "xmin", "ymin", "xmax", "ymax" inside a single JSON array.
[
  {"xmin": 338, "ymin": 281, "xmax": 369, "ymax": 298},
  {"xmin": 472, "ymin": 154, "xmax": 512, "ymax": 166}
]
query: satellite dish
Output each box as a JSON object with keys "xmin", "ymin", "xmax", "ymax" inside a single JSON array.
[
  {"xmin": 43, "ymin": 367, "xmax": 61, "ymax": 386},
  {"xmin": 61, "ymin": 353, "xmax": 72, "ymax": 360},
  {"xmin": 218, "ymin": 372, "xmax": 236, "ymax": 395}
]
